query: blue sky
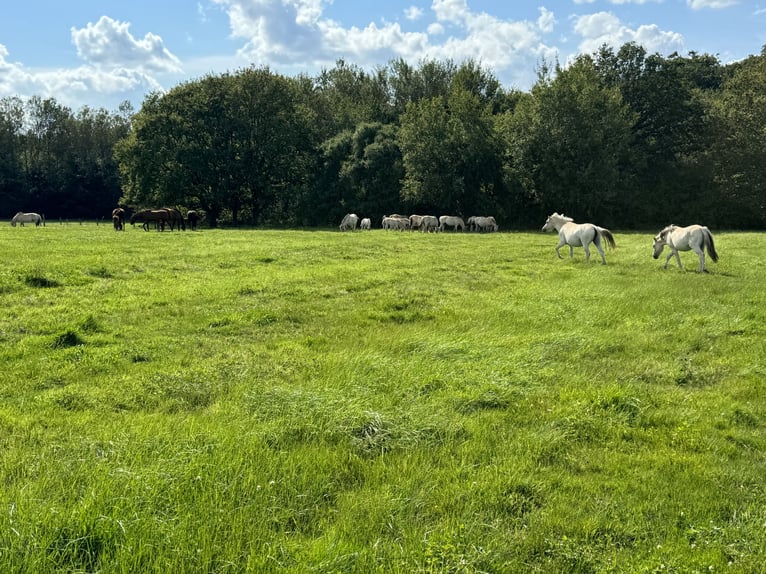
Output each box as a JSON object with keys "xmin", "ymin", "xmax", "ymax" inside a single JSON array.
[{"xmin": 0, "ymin": 0, "xmax": 763, "ymax": 112}]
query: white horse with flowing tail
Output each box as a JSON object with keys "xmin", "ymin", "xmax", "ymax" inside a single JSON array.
[
  {"xmin": 542, "ymin": 212, "xmax": 616, "ymax": 265},
  {"xmin": 652, "ymin": 224, "xmax": 718, "ymax": 273},
  {"xmin": 11, "ymin": 212, "xmax": 44, "ymax": 227},
  {"xmin": 339, "ymin": 213, "xmax": 359, "ymax": 231}
]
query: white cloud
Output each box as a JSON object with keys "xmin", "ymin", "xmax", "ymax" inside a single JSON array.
[
  {"xmin": 405, "ymin": 6, "xmax": 424, "ymax": 21},
  {"xmin": 572, "ymin": 11, "xmax": 683, "ymax": 56},
  {"xmin": 71, "ymin": 16, "xmax": 182, "ymax": 73},
  {"xmin": 209, "ymin": 0, "xmax": 558, "ymax": 89},
  {"xmin": 0, "ymin": 17, "xmax": 180, "ymax": 110},
  {"xmin": 687, "ymin": 0, "xmax": 738, "ymax": 8}
]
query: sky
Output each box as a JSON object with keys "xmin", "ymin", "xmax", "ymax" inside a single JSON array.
[{"xmin": 0, "ymin": 0, "xmax": 764, "ymax": 113}]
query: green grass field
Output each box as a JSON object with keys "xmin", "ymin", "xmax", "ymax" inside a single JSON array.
[{"xmin": 1, "ymin": 223, "xmax": 764, "ymax": 573}]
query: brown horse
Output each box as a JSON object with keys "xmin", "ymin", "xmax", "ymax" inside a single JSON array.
[
  {"xmin": 130, "ymin": 209, "xmax": 170, "ymax": 231},
  {"xmin": 112, "ymin": 208, "xmax": 125, "ymax": 230},
  {"xmin": 162, "ymin": 207, "xmax": 186, "ymax": 231},
  {"xmin": 186, "ymin": 210, "xmax": 200, "ymax": 231}
]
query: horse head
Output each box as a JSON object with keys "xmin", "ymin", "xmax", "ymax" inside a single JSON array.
[{"xmin": 652, "ymin": 225, "xmax": 675, "ymax": 258}]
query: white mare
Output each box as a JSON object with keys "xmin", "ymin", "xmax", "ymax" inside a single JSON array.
[
  {"xmin": 420, "ymin": 215, "xmax": 439, "ymax": 232},
  {"xmin": 652, "ymin": 224, "xmax": 718, "ymax": 273},
  {"xmin": 11, "ymin": 212, "xmax": 44, "ymax": 227},
  {"xmin": 438, "ymin": 215, "xmax": 465, "ymax": 232},
  {"xmin": 360, "ymin": 217, "xmax": 371, "ymax": 230},
  {"xmin": 542, "ymin": 212, "xmax": 616, "ymax": 265},
  {"xmin": 339, "ymin": 213, "xmax": 359, "ymax": 231}
]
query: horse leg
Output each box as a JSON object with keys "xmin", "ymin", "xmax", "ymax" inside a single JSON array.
[
  {"xmin": 593, "ymin": 238, "xmax": 606, "ymax": 265},
  {"xmin": 693, "ymin": 247, "xmax": 706, "ymax": 272}
]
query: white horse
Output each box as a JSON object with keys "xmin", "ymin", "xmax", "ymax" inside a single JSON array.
[
  {"xmin": 11, "ymin": 212, "xmax": 44, "ymax": 227},
  {"xmin": 439, "ymin": 215, "xmax": 465, "ymax": 232},
  {"xmin": 470, "ymin": 216, "xmax": 498, "ymax": 232},
  {"xmin": 382, "ymin": 216, "xmax": 408, "ymax": 230},
  {"xmin": 339, "ymin": 213, "xmax": 359, "ymax": 231},
  {"xmin": 420, "ymin": 215, "xmax": 439, "ymax": 232},
  {"xmin": 652, "ymin": 224, "xmax": 718, "ymax": 272},
  {"xmin": 542, "ymin": 212, "xmax": 616, "ymax": 264},
  {"xmin": 360, "ymin": 217, "xmax": 371, "ymax": 230}
]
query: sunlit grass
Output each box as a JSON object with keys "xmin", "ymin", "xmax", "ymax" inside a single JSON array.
[{"xmin": 0, "ymin": 223, "xmax": 764, "ymax": 572}]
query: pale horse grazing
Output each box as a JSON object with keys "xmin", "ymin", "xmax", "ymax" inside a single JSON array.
[
  {"xmin": 542, "ymin": 212, "xmax": 616, "ymax": 265},
  {"xmin": 360, "ymin": 217, "xmax": 371, "ymax": 230},
  {"xmin": 339, "ymin": 213, "xmax": 359, "ymax": 231},
  {"xmin": 652, "ymin": 224, "xmax": 718, "ymax": 273},
  {"xmin": 11, "ymin": 212, "xmax": 44, "ymax": 227}
]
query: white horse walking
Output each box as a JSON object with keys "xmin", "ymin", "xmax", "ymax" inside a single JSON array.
[
  {"xmin": 542, "ymin": 212, "xmax": 616, "ymax": 264},
  {"xmin": 652, "ymin": 224, "xmax": 718, "ymax": 273},
  {"xmin": 339, "ymin": 213, "xmax": 359, "ymax": 231},
  {"xmin": 11, "ymin": 212, "xmax": 44, "ymax": 227}
]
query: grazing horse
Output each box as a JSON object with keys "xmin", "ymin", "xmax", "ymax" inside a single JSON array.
[
  {"xmin": 439, "ymin": 215, "xmax": 465, "ymax": 232},
  {"xmin": 111, "ymin": 208, "xmax": 125, "ymax": 230},
  {"xmin": 162, "ymin": 207, "xmax": 186, "ymax": 231},
  {"xmin": 11, "ymin": 212, "xmax": 44, "ymax": 227},
  {"xmin": 542, "ymin": 212, "xmax": 616, "ymax": 264},
  {"xmin": 186, "ymin": 210, "xmax": 200, "ymax": 231},
  {"xmin": 339, "ymin": 213, "xmax": 359, "ymax": 231},
  {"xmin": 469, "ymin": 216, "xmax": 498, "ymax": 232},
  {"xmin": 420, "ymin": 215, "xmax": 439, "ymax": 232},
  {"xmin": 130, "ymin": 209, "xmax": 170, "ymax": 231},
  {"xmin": 652, "ymin": 224, "xmax": 718, "ymax": 273},
  {"xmin": 360, "ymin": 217, "xmax": 371, "ymax": 230}
]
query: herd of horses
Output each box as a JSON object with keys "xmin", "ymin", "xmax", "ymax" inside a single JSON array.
[
  {"xmin": 111, "ymin": 208, "xmax": 200, "ymax": 232},
  {"xmin": 8, "ymin": 208, "xmax": 719, "ymax": 273},
  {"xmin": 340, "ymin": 211, "xmax": 719, "ymax": 273},
  {"xmin": 340, "ymin": 213, "xmax": 499, "ymax": 233}
]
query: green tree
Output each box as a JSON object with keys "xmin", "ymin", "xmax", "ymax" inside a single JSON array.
[
  {"xmin": 500, "ymin": 55, "xmax": 636, "ymax": 225},
  {"xmin": 709, "ymin": 49, "xmax": 766, "ymax": 227}
]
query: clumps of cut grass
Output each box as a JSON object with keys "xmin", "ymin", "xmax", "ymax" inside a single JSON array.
[
  {"xmin": 79, "ymin": 315, "xmax": 102, "ymax": 333},
  {"xmin": 52, "ymin": 330, "xmax": 84, "ymax": 349},
  {"xmin": 86, "ymin": 266, "xmax": 113, "ymax": 278},
  {"xmin": 24, "ymin": 272, "xmax": 60, "ymax": 288}
]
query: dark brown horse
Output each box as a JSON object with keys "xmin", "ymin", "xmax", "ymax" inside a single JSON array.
[
  {"xmin": 162, "ymin": 207, "xmax": 186, "ymax": 231},
  {"xmin": 186, "ymin": 210, "xmax": 200, "ymax": 231},
  {"xmin": 112, "ymin": 208, "xmax": 125, "ymax": 231},
  {"xmin": 130, "ymin": 209, "xmax": 170, "ymax": 231}
]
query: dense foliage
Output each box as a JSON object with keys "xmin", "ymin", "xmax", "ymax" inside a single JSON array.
[{"xmin": 2, "ymin": 43, "xmax": 765, "ymax": 228}]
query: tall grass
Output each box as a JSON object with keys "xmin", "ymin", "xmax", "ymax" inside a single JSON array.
[{"xmin": 1, "ymin": 223, "xmax": 764, "ymax": 572}]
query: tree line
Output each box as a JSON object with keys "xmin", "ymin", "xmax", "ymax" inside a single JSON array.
[{"xmin": 1, "ymin": 42, "xmax": 764, "ymax": 229}]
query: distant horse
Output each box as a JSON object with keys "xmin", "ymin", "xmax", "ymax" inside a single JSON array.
[
  {"xmin": 382, "ymin": 216, "xmax": 408, "ymax": 230},
  {"xmin": 360, "ymin": 217, "xmax": 371, "ymax": 230},
  {"xmin": 542, "ymin": 212, "xmax": 616, "ymax": 264},
  {"xmin": 162, "ymin": 207, "xmax": 185, "ymax": 231},
  {"xmin": 112, "ymin": 208, "xmax": 125, "ymax": 230},
  {"xmin": 420, "ymin": 215, "xmax": 439, "ymax": 232},
  {"xmin": 439, "ymin": 215, "xmax": 465, "ymax": 232},
  {"xmin": 186, "ymin": 210, "xmax": 200, "ymax": 231},
  {"xmin": 469, "ymin": 216, "xmax": 498, "ymax": 232},
  {"xmin": 130, "ymin": 209, "xmax": 170, "ymax": 231},
  {"xmin": 339, "ymin": 213, "xmax": 359, "ymax": 231},
  {"xmin": 11, "ymin": 212, "xmax": 44, "ymax": 227},
  {"xmin": 652, "ymin": 224, "xmax": 718, "ymax": 273}
]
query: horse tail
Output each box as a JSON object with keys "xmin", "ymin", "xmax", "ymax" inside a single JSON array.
[
  {"xmin": 704, "ymin": 228, "xmax": 718, "ymax": 263},
  {"xmin": 599, "ymin": 227, "xmax": 616, "ymax": 250},
  {"xmin": 41, "ymin": 213, "xmax": 45, "ymax": 227}
]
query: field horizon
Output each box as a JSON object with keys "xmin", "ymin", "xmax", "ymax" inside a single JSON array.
[{"xmin": 1, "ymin": 224, "xmax": 764, "ymax": 572}]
